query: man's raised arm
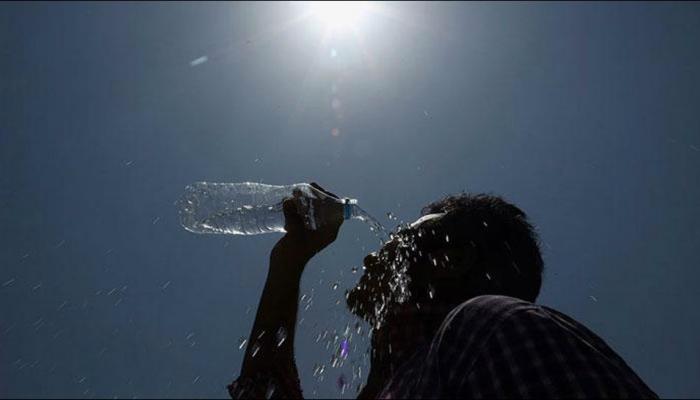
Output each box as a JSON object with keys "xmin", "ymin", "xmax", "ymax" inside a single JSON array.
[{"xmin": 229, "ymin": 184, "xmax": 344, "ymax": 399}]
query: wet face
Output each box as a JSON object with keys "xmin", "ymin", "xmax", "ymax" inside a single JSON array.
[
  {"xmin": 346, "ymin": 213, "xmax": 475, "ymax": 326},
  {"xmin": 345, "ymin": 238, "xmax": 404, "ymax": 326}
]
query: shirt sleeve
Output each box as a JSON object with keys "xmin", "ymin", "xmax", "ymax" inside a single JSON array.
[
  {"xmin": 228, "ymin": 367, "xmax": 303, "ymax": 399},
  {"xmin": 435, "ymin": 296, "xmax": 658, "ymax": 399}
]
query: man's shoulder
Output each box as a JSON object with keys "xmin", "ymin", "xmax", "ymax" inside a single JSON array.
[
  {"xmin": 438, "ymin": 295, "xmax": 580, "ymax": 342},
  {"xmin": 431, "ymin": 295, "xmax": 541, "ymax": 352},
  {"xmin": 446, "ymin": 294, "xmax": 539, "ymax": 323},
  {"xmin": 429, "ymin": 296, "xmax": 658, "ymax": 398},
  {"xmin": 462, "ymin": 294, "xmax": 535, "ymax": 308}
]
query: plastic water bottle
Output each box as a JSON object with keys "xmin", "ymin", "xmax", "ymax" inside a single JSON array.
[{"xmin": 177, "ymin": 182, "xmax": 381, "ymax": 235}]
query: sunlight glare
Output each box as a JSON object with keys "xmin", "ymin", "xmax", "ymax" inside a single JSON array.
[{"xmin": 309, "ymin": 1, "xmax": 371, "ymax": 29}]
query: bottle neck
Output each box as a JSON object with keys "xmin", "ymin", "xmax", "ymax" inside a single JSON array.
[{"xmin": 342, "ymin": 198, "xmax": 358, "ymax": 220}]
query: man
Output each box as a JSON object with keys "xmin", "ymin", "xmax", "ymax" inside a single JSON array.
[{"xmin": 229, "ymin": 183, "xmax": 657, "ymax": 399}]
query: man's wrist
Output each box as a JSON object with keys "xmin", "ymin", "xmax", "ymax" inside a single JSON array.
[{"xmin": 270, "ymin": 234, "xmax": 314, "ymax": 276}]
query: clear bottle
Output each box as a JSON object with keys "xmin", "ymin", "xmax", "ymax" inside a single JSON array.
[{"xmin": 177, "ymin": 182, "xmax": 378, "ymax": 235}]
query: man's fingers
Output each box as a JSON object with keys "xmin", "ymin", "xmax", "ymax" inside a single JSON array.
[
  {"xmin": 309, "ymin": 182, "xmax": 341, "ymax": 200},
  {"xmin": 282, "ymin": 198, "xmax": 305, "ymax": 232},
  {"xmin": 284, "ymin": 184, "xmax": 344, "ymax": 235}
]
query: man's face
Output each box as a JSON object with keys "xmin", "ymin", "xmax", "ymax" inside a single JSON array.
[{"xmin": 346, "ymin": 213, "xmax": 466, "ymax": 325}]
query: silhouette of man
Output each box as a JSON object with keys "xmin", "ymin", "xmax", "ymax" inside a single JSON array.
[{"xmin": 229, "ymin": 183, "xmax": 657, "ymax": 399}]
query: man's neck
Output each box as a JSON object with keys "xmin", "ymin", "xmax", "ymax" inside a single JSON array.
[{"xmin": 357, "ymin": 302, "xmax": 453, "ymax": 399}]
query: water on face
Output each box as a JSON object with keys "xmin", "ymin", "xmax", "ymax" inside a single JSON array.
[
  {"xmin": 305, "ymin": 219, "xmax": 423, "ymax": 395},
  {"xmin": 346, "ymin": 223, "xmax": 425, "ymax": 331}
]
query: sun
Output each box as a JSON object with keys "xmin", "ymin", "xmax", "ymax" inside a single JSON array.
[{"xmin": 309, "ymin": 1, "xmax": 372, "ymax": 30}]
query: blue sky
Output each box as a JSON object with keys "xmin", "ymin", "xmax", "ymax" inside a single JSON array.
[{"xmin": 1, "ymin": 2, "xmax": 699, "ymax": 398}]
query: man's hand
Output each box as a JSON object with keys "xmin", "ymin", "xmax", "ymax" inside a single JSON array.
[{"xmin": 274, "ymin": 182, "xmax": 344, "ymax": 270}]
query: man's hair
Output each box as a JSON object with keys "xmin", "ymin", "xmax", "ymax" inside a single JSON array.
[{"xmin": 419, "ymin": 193, "xmax": 544, "ymax": 302}]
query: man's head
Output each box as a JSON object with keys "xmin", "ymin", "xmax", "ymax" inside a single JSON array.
[{"xmin": 346, "ymin": 193, "xmax": 544, "ymax": 326}]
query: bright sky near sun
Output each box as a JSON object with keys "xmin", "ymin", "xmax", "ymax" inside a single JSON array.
[{"xmin": 308, "ymin": 1, "xmax": 374, "ymax": 30}]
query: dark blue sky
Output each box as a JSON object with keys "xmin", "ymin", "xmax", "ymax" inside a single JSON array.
[{"xmin": 1, "ymin": 2, "xmax": 699, "ymax": 398}]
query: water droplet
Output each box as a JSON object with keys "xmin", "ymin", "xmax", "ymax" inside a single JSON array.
[
  {"xmin": 337, "ymin": 374, "xmax": 347, "ymax": 392},
  {"xmin": 445, "ymin": 234, "xmax": 450, "ymax": 243},
  {"xmin": 238, "ymin": 337, "xmax": 247, "ymax": 350},
  {"xmin": 589, "ymin": 295, "xmax": 598, "ymax": 302},
  {"xmin": 482, "ymin": 221, "xmax": 489, "ymax": 228},
  {"xmin": 313, "ymin": 363, "xmax": 326, "ymax": 378},
  {"xmin": 485, "ymin": 273, "xmax": 492, "ymax": 281},
  {"xmin": 339, "ymin": 338, "xmax": 350, "ymax": 358},
  {"xmin": 427, "ymin": 284, "xmax": 435, "ymax": 299},
  {"xmin": 331, "ymin": 282, "xmax": 339, "ymax": 290},
  {"xmin": 190, "ymin": 56, "xmax": 208, "ymax": 67},
  {"xmin": 251, "ymin": 342, "xmax": 261, "ymax": 357},
  {"xmin": 511, "ymin": 261, "xmax": 521, "ymax": 274},
  {"xmin": 276, "ymin": 327, "xmax": 287, "ymax": 347}
]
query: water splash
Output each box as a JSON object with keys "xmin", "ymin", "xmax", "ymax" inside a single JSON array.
[{"xmin": 352, "ymin": 205, "xmax": 388, "ymax": 239}]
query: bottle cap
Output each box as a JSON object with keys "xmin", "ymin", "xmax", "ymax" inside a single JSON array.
[{"xmin": 342, "ymin": 198, "xmax": 357, "ymax": 220}]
